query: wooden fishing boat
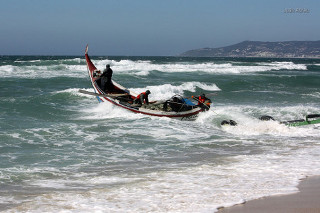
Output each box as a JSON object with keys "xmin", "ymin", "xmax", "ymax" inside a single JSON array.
[{"xmin": 81, "ymin": 45, "xmax": 208, "ymax": 119}]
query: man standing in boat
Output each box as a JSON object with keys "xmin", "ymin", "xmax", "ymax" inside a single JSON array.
[
  {"xmin": 134, "ymin": 90, "xmax": 151, "ymax": 106},
  {"xmin": 100, "ymin": 64, "xmax": 113, "ymax": 92}
]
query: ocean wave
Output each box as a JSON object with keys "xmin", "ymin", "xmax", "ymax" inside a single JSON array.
[
  {"xmin": 131, "ymin": 82, "xmax": 221, "ymax": 100},
  {"xmin": 93, "ymin": 59, "xmax": 238, "ymax": 75},
  {"xmin": 6, "ymin": 148, "xmax": 320, "ymax": 212},
  {"xmin": 14, "ymin": 57, "xmax": 85, "ymax": 64},
  {"xmin": 53, "ymin": 88, "xmax": 95, "ymax": 98},
  {"xmin": 14, "ymin": 59, "xmax": 41, "ymax": 63},
  {"xmin": 208, "ymin": 105, "xmax": 320, "ymax": 137},
  {"xmin": 0, "ymin": 64, "xmax": 87, "ymax": 79},
  {"xmin": 91, "ymin": 59, "xmax": 308, "ymax": 75},
  {"xmin": 257, "ymin": 61, "xmax": 307, "ymax": 71},
  {"xmin": 78, "ymin": 101, "xmax": 146, "ymax": 120},
  {"xmin": 303, "ymin": 92, "xmax": 320, "ymax": 99},
  {"xmin": 0, "ymin": 59, "xmax": 309, "ymax": 79}
]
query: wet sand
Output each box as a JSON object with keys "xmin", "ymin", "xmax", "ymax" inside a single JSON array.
[{"xmin": 218, "ymin": 176, "xmax": 320, "ymax": 213}]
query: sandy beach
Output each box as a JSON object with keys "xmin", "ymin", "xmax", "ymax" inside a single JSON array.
[{"xmin": 218, "ymin": 176, "xmax": 320, "ymax": 213}]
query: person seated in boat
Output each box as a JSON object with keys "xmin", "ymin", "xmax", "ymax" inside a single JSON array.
[
  {"xmin": 133, "ymin": 90, "xmax": 151, "ymax": 106},
  {"xmin": 100, "ymin": 64, "xmax": 113, "ymax": 92}
]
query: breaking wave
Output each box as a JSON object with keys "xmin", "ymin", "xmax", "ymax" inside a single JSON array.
[
  {"xmin": 0, "ymin": 57, "xmax": 309, "ymax": 79},
  {"xmin": 94, "ymin": 59, "xmax": 308, "ymax": 75}
]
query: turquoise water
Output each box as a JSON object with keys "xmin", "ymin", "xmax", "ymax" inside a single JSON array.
[{"xmin": 0, "ymin": 56, "xmax": 320, "ymax": 212}]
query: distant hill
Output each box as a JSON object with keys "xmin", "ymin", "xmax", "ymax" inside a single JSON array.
[{"xmin": 180, "ymin": 41, "xmax": 320, "ymax": 58}]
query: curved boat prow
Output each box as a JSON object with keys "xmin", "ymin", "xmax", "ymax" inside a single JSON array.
[
  {"xmin": 85, "ymin": 44, "xmax": 88, "ymax": 55},
  {"xmin": 85, "ymin": 45, "xmax": 98, "ymax": 76}
]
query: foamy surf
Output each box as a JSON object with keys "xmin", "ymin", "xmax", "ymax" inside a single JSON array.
[
  {"xmin": 0, "ymin": 57, "xmax": 309, "ymax": 79},
  {"xmin": 131, "ymin": 82, "xmax": 221, "ymax": 100},
  {"xmin": 6, "ymin": 147, "xmax": 320, "ymax": 213},
  {"xmin": 93, "ymin": 59, "xmax": 308, "ymax": 75},
  {"xmin": 213, "ymin": 105, "xmax": 320, "ymax": 136}
]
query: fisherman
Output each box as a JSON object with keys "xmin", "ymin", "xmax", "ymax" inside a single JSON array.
[
  {"xmin": 100, "ymin": 64, "xmax": 113, "ymax": 92},
  {"xmin": 197, "ymin": 94, "xmax": 207, "ymax": 105},
  {"xmin": 193, "ymin": 94, "xmax": 211, "ymax": 110},
  {"xmin": 134, "ymin": 90, "xmax": 151, "ymax": 105}
]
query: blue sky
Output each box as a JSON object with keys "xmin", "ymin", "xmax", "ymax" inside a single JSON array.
[{"xmin": 0, "ymin": 0, "xmax": 319, "ymax": 55}]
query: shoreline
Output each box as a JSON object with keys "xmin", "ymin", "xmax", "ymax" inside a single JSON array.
[{"xmin": 217, "ymin": 176, "xmax": 320, "ymax": 213}]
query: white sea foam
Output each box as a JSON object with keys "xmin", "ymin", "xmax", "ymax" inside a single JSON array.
[
  {"xmin": 79, "ymin": 101, "xmax": 145, "ymax": 120},
  {"xmin": 53, "ymin": 88, "xmax": 95, "ymax": 97},
  {"xmin": 258, "ymin": 61, "xmax": 307, "ymax": 71},
  {"xmin": 0, "ymin": 59, "xmax": 308, "ymax": 79},
  {"xmin": 211, "ymin": 105, "xmax": 320, "ymax": 137},
  {"xmin": 91, "ymin": 60, "xmax": 308, "ymax": 76},
  {"xmin": 8, "ymin": 145, "xmax": 320, "ymax": 212},
  {"xmin": 14, "ymin": 59, "xmax": 41, "ymax": 63},
  {"xmin": 303, "ymin": 92, "xmax": 320, "ymax": 99},
  {"xmin": 0, "ymin": 64, "xmax": 87, "ymax": 79},
  {"xmin": 13, "ymin": 58, "xmax": 85, "ymax": 64},
  {"xmin": 131, "ymin": 82, "xmax": 220, "ymax": 100},
  {"xmin": 0, "ymin": 65, "xmax": 15, "ymax": 73}
]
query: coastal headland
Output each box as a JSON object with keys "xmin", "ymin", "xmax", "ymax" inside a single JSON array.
[{"xmin": 180, "ymin": 41, "xmax": 320, "ymax": 58}]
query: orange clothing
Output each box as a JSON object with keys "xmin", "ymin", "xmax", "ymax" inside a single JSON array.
[{"xmin": 198, "ymin": 96, "xmax": 206, "ymax": 105}]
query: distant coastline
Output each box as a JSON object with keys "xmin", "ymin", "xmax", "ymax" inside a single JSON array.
[{"xmin": 180, "ymin": 41, "xmax": 320, "ymax": 58}]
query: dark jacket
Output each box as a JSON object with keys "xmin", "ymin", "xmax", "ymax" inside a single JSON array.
[{"xmin": 101, "ymin": 67, "xmax": 113, "ymax": 81}]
